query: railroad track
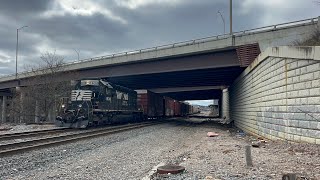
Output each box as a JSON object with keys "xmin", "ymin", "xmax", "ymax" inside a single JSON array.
[
  {"xmin": 0, "ymin": 122, "xmax": 160, "ymax": 157},
  {"xmin": 0, "ymin": 128, "xmax": 72, "ymax": 141}
]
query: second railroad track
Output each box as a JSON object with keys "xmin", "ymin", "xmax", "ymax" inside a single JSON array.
[
  {"xmin": 0, "ymin": 121, "xmax": 161, "ymax": 157},
  {"xmin": 0, "ymin": 127, "xmax": 73, "ymax": 141}
]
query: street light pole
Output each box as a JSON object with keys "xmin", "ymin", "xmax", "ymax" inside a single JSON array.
[
  {"xmin": 16, "ymin": 29, "xmax": 18, "ymax": 79},
  {"xmin": 16, "ymin": 25, "xmax": 28, "ymax": 79},
  {"xmin": 217, "ymin": 10, "xmax": 225, "ymax": 35},
  {"xmin": 229, "ymin": 0, "xmax": 233, "ymax": 34}
]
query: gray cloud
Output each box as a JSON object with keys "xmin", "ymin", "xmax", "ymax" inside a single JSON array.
[
  {"xmin": 0, "ymin": 0, "xmax": 52, "ymax": 16},
  {"xmin": 0, "ymin": 0, "xmax": 318, "ymax": 76}
]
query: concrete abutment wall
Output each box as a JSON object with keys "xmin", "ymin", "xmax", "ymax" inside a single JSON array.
[{"xmin": 229, "ymin": 46, "xmax": 320, "ymax": 144}]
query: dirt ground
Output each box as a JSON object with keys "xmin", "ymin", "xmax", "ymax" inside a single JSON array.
[
  {"xmin": 151, "ymin": 119, "xmax": 320, "ymax": 180},
  {"xmin": 0, "ymin": 119, "xmax": 319, "ymax": 180}
]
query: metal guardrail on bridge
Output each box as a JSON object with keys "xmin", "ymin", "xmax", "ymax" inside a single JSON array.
[{"xmin": 1, "ymin": 17, "xmax": 319, "ymax": 79}]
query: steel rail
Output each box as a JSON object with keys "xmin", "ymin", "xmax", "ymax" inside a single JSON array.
[
  {"xmin": 0, "ymin": 121, "xmax": 161, "ymax": 157},
  {"xmin": 0, "ymin": 128, "xmax": 71, "ymax": 141}
]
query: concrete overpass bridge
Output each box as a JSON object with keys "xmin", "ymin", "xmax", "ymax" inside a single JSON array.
[
  {"xmin": 0, "ymin": 17, "xmax": 318, "ymax": 101},
  {"xmin": 0, "ymin": 17, "xmax": 319, "ymax": 117}
]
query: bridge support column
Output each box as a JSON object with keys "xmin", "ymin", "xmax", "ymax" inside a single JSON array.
[
  {"xmin": 0, "ymin": 97, "xmax": 2, "ymax": 123},
  {"xmin": 2, "ymin": 96, "xmax": 7, "ymax": 123},
  {"xmin": 222, "ymin": 88, "xmax": 230, "ymax": 123},
  {"xmin": 19, "ymin": 91, "xmax": 24, "ymax": 123},
  {"xmin": 48, "ymin": 107, "xmax": 53, "ymax": 122},
  {"xmin": 34, "ymin": 100, "xmax": 39, "ymax": 123},
  {"xmin": 15, "ymin": 87, "xmax": 25, "ymax": 123},
  {"xmin": 52, "ymin": 103, "xmax": 57, "ymax": 122},
  {"xmin": 47, "ymin": 104, "xmax": 57, "ymax": 122}
]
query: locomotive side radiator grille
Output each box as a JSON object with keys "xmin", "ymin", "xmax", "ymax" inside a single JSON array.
[{"xmin": 71, "ymin": 90, "xmax": 92, "ymax": 101}]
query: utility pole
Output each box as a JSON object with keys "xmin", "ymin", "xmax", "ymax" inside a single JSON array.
[{"xmin": 229, "ymin": 0, "xmax": 233, "ymax": 34}]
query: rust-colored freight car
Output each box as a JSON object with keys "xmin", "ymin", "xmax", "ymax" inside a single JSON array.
[
  {"xmin": 136, "ymin": 91, "xmax": 196, "ymax": 118},
  {"xmin": 136, "ymin": 90, "xmax": 164, "ymax": 118},
  {"xmin": 174, "ymin": 100, "xmax": 181, "ymax": 116},
  {"xmin": 164, "ymin": 97, "xmax": 175, "ymax": 117}
]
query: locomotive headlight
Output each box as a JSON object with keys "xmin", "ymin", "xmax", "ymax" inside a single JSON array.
[
  {"xmin": 61, "ymin": 104, "xmax": 65, "ymax": 108},
  {"xmin": 78, "ymin": 104, "xmax": 82, "ymax": 108}
]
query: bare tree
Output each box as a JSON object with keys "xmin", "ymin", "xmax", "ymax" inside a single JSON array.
[
  {"xmin": 292, "ymin": 29, "xmax": 320, "ymax": 46},
  {"xmin": 9, "ymin": 52, "xmax": 76, "ymax": 124}
]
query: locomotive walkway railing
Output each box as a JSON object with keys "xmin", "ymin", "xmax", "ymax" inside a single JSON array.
[{"xmin": 0, "ymin": 17, "xmax": 319, "ymax": 80}]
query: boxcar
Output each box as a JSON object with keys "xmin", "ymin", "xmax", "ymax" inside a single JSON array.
[
  {"xmin": 164, "ymin": 97, "xmax": 175, "ymax": 117},
  {"xmin": 136, "ymin": 90, "xmax": 164, "ymax": 119},
  {"xmin": 174, "ymin": 100, "xmax": 181, "ymax": 116}
]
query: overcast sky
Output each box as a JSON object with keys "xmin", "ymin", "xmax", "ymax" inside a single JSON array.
[{"xmin": 0, "ymin": 0, "xmax": 319, "ymax": 105}]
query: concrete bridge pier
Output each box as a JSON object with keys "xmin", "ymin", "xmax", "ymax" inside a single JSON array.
[
  {"xmin": 34, "ymin": 100, "xmax": 40, "ymax": 123},
  {"xmin": 1, "ymin": 96, "xmax": 7, "ymax": 123},
  {"xmin": 19, "ymin": 91, "xmax": 25, "ymax": 123},
  {"xmin": 222, "ymin": 88, "xmax": 230, "ymax": 123},
  {"xmin": 0, "ymin": 97, "xmax": 2, "ymax": 123},
  {"xmin": 14, "ymin": 87, "xmax": 24, "ymax": 123},
  {"xmin": 48, "ymin": 105, "xmax": 55, "ymax": 122}
]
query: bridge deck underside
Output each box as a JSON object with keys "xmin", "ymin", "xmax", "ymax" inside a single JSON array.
[
  {"xmin": 161, "ymin": 89, "xmax": 222, "ymax": 101},
  {"xmin": 108, "ymin": 66, "xmax": 245, "ymax": 100}
]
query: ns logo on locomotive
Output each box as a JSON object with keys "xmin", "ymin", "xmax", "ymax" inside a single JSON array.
[{"xmin": 56, "ymin": 79, "xmax": 143, "ymax": 128}]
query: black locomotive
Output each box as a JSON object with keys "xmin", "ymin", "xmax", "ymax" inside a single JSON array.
[{"xmin": 56, "ymin": 79, "xmax": 143, "ymax": 128}]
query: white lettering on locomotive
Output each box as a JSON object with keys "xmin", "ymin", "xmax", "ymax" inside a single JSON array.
[
  {"xmin": 116, "ymin": 91, "xmax": 128, "ymax": 100},
  {"xmin": 123, "ymin": 93, "xmax": 128, "ymax": 100}
]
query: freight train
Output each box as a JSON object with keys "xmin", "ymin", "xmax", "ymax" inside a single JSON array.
[{"xmin": 56, "ymin": 79, "xmax": 199, "ymax": 128}]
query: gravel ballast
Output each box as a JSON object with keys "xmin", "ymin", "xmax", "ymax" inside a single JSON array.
[
  {"xmin": 0, "ymin": 119, "xmax": 319, "ymax": 180},
  {"xmin": 0, "ymin": 124, "xmax": 57, "ymax": 135}
]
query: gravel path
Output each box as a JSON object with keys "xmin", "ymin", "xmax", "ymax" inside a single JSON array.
[{"xmin": 0, "ymin": 119, "xmax": 319, "ymax": 180}]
